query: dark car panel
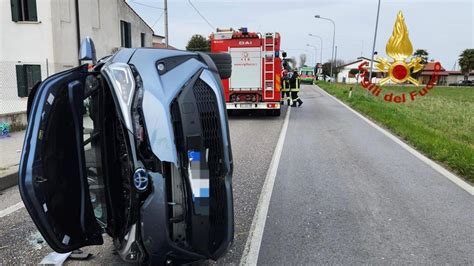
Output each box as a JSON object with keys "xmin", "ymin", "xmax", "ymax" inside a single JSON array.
[{"xmin": 19, "ymin": 65, "xmax": 103, "ymax": 252}]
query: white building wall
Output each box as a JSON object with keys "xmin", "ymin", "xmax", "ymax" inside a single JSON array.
[
  {"xmin": 337, "ymin": 61, "xmax": 384, "ymax": 84},
  {"xmin": 118, "ymin": 0, "xmax": 153, "ymax": 48},
  {"xmin": 1, "ymin": 0, "xmax": 154, "ymax": 116},
  {"xmin": 0, "ymin": 0, "xmax": 55, "ymax": 114},
  {"xmin": 79, "ymin": 0, "xmax": 121, "ymax": 59},
  {"xmin": 447, "ymin": 74, "xmax": 473, "ymax": 84},
  {"xmin": 51, "ymin": 0, "xmax": 80, "ymax": 73}
]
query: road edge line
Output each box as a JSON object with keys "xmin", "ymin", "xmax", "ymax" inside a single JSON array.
[
  {"xmin": 315, "ymin": 85, "xmax": 474, "ymax": 196},
  {"xmin": 239, "ymin": 106, "xmax": 292, "ymax": 265},
  {"xmin": 0, "ymin": 201, "xmax": 25, "ymax": 218}
]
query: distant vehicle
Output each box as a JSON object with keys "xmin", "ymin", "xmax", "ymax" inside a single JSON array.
[
  {"xmin": 323, "ymin": 75, "xmax": 335, "ymax": 82},
  {"xmin": 19, "ymin": 38, "xmax": 234, "ymax": 264},
  {"xmin": 210, "ymin": 27, "xmax": 282, "ymax": 116},
  {"xmin": 449, "ymin": 80, "xmax": 473, "ymax": 86},
  {"xmin": 299, "ymin": 67, "xmax": 316, "ymax": 84}
]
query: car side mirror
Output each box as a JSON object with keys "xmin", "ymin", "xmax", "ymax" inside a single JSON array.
[{"xmin": 79, "ymin": 36, "xmax": 97, "ymax": 64}]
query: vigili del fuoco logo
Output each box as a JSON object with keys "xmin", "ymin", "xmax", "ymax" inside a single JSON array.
[{"xmin": 358, "ymin": 11, "xmax": 442, "ymax": 103}]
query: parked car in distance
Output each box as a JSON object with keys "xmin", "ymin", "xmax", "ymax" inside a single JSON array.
[
  {"xmin": 19, "ymin": 38, "xmax": 234, "ymax": 265},
  {"xmin": 449, "ymin": 80, "xmax": 474, "ymax": 86}
]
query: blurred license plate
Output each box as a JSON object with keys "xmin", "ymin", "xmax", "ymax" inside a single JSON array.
[{"xmin": 240, "ymin": 103, "xmax": 252, "ymax": 108}]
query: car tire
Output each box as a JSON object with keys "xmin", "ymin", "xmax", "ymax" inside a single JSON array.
[{"xmin": 207, "ymin": 53, "xmax": 232, "ymax": 79}]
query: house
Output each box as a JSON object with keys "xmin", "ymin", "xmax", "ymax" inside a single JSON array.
[
  {"xmin": 337, "ymin": 57, "xmax": 384, "ymax": 84},
  {"xmin": 0, "ymin": 0, "xmax": 155, "ymax": 129},
  {"xmin": 152, "ymin": 34, "xmax": 176, "ymax": 49},
  {"xmin": 417, "ymin": 62, "xmax": 448, "ymax": 85},
  {"xmin": 446, "ymin": 70, "xmax": 474, "ymax": 84}
]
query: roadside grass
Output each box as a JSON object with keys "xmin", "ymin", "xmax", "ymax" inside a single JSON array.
[{"xmin": 317, "ymin": 81, "xmax": 474, "ymax": 183}]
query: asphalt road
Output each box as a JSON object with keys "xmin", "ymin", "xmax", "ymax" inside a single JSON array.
[
  {"xmin": 257, "ymin": 85, "xmax": 474, "ymax": 264},
  {"xmin": 1, "ymin": 84, "xmax": 473, "ymax": 264},
  {"xmin": 0, "ymin": 107, "xmax": 287, "ymax": 264}
]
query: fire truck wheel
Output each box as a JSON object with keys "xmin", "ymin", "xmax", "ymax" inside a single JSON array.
[
  {"xmin": 267, "ymin": 109, "xmax": 281, "ymax": 116},
  {"xmin": 208, "ymin": 53, "xmax": 232, "ymax": 79}
]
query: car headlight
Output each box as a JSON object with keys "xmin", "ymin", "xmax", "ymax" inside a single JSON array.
[{"xmin": 103, "ymin": 62, "xmax": 135, "ymax": 131}]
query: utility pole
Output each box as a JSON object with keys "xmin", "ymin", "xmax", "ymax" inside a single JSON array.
[
  {"xmin": 334, "ymin": 45, "xmax": 338, "ymax": 82},
  {"xmin": 369, "ymin": 0, "xmax": 381, "ymax": 84},
  {"xmin": 74, "ymin": 0, "xmax": 81, "ymax": 65},
  {"xmin": 164, "ymin": 0, "xmax": 169, "ymax": 48}
]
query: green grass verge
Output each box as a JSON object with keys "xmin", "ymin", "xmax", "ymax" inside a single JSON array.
[{"xmin": 317, "ymin": 81, "xmax": 474, "ymax": 183}]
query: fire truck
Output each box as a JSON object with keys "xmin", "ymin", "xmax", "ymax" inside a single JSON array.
[{"xmin": 210, "ymin": 28, "xmax": 282, "ymax": 116}]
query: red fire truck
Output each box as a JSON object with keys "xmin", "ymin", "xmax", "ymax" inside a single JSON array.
[{"xmin": 210, "ymin": 28, "xmax": 282, "ymax": 116}]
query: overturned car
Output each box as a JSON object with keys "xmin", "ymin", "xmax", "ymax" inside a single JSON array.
[{"xmin": 19, "ymin": 40, "xmax": 234, "ymax": 264}]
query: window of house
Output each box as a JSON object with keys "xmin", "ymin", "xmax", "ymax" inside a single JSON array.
[
  {"xmin": 11, "ymin": 0, "xmax": 38, "ymax": 22},
  {"xmin": 16, "ymin": 65, "xmax": 41, "ymax": 97},
  {"xmin": 120, "ymin": 21, "xmax": 132, "ymax": 48},
  {"xmin": 141, "ymin": 33, "xmax": 146, "ymax": 47}
]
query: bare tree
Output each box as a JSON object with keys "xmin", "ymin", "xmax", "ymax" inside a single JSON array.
[
  {"xmin": 299, "ymin": 54, "xmax": 307, "ymax": 68},
  {"xmin": 287, "ymin": 56, "xmax": 297, "ymax": 70}
]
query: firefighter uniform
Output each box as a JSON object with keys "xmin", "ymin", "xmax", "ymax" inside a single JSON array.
[
  {"xmin": 281, "ymin": 78, "xmax": 291, "ymax": 106},
  {"xmin": 289, "ymin": 71, "xmax": 303, "ymax": 107},
  {"xmin": 281, "ymin": 70, "xmax": 291, "ymax": 105}
]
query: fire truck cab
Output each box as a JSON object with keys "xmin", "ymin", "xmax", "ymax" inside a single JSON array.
[{"xmin": 210, "ymin": 28, "xmax": 282, "ymax": 116}]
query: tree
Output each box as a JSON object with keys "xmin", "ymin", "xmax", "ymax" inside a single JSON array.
[
  {"xmin": 321, "ymin": 59, "xmax": 345, "ymax": 80},
  {"xmin": 349, "ymin": 68, "xmax": 359, "ymax": 76},
  {"xmin": 299, "ymin": 54, "xmax": 307, "ymax": 68},
  {"xmin": 459, "ymin": 49, "xmax": 474, "ymax": 81},
  {"xmin": 186, "ymin": 34, "xmax": 210, "ymax": 52},
  {"xmin": 413, "ymin": 49, "xmax": 428, "ymax": 64}
]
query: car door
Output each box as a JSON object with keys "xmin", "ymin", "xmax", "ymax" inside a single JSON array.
[{"xmin": 19, "ymin": 65, "xmax": 104, "ymax": 253}]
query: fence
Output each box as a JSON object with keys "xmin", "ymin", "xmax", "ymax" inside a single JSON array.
[{"xmin": 0, "ymin": 60, "xmax": 74, "ymax": 115}]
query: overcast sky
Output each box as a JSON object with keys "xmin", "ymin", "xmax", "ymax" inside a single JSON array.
[{"xmin": 127, "ymin": 0, "xmax": 473, "ymax": 70}]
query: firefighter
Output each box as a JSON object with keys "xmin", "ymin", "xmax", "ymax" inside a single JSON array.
[
  {"xmin": 281, "ymin": 69, "xmax": 291, "ymax": 105},
  {"xmin": 289, "ymin": 69, "xmax": 303, "ymax": 107}
]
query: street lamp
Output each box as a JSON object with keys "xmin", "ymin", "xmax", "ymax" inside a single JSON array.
[
  {"xmin": 306, "ymin": 44, "xmax": 318, "ymax": 67},
  {"xmin": 308, "ymin": 33, "xmax": 323, "ymax": 64},
  {"xmin": 314, "ymin": 15, "xmax": 336, "ymax": 79}
]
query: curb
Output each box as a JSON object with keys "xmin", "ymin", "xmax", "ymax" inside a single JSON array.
[{"xmin": 0, "ymin": 169, "xmax": 18, "ymax": 191}]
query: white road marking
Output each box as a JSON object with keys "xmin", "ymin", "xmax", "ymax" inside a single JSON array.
[
  {"xmin": 240, "ymin": 106, "xmax": 292, "ymax": 265},
  {"xmin": 0, "ymin": 201, "xmax": 25, "ymax": 218},
  {"xmin": 314, "ymin": 85, "xmax": 474, "ymax": 196}
]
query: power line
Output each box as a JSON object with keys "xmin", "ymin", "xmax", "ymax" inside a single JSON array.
[
  {"xmin": 187, "ymin": 0, "xmax": 215, "ymax": 30},
  {"xmin": 151, "ymin": 10, "xmax": 165, "ymax": 28},
  {"xmin": 130, "ymin": 0, "xmax": 164, "ymax": 10}
]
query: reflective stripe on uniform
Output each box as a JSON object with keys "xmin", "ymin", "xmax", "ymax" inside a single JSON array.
[
  {"xmin": 282, "ymin": 80, "xmax": 290, "ymax": 92},
  {"xmin": 290, "ymin": 78, "xmax": 300, "ymax": 91}
]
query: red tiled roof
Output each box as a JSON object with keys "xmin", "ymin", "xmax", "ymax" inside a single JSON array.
[
  {"xmin": 419, "ymin": 62, "xmax": 447, "ymax": 76},
  {"xmin": 422, "ymin": 62, "xmax": 445, "ymax": 71}
]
